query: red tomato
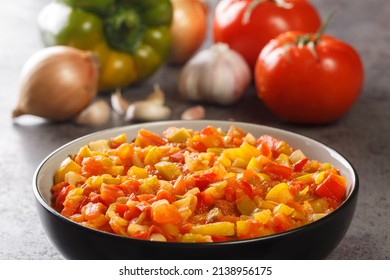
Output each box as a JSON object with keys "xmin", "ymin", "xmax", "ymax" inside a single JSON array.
[
  {"xmin": 213, "ymin": 0, "xmax": 321, "ymax": 69},
  {"xmin": 255, "ymin": 31, "xmax": 364, "ymax": 124}
]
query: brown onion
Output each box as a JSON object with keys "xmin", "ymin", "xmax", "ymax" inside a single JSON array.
[
  {"xmin": 168, "ymin": 0, "xmax": 208, "ymax": 64},
  {"xmin": 12, "ymin": 46, "xmax": 99, "ymax": 121}
]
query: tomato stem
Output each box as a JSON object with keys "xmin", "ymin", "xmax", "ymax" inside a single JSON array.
[
  {"xmin": 313, "ymin": 8, "xmax": 338, "ymax": 44},
  {"xmin": 242, "ymin": 0, "xmax": 293, "ymax": 25}
]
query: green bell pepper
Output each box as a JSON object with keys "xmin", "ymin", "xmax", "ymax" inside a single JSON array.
[{"xmin": 38, "ymin": 0, "xmax": 173, "ymax": 91}]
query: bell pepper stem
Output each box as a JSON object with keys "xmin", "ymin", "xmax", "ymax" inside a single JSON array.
[{"xmin": 104, "ymin": 7, "xmax": 143, "ymax": 53}]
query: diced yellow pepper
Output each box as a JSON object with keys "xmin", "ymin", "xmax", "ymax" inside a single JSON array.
[
  {"xmin": 207, "ymin": 148, "xmax": 224, "ymax": 155},
  {"xmin": 275, "ymin": 153, "xmax": 291, "ymax": 168},
  {"xmin": 217, "ymin": 155, "xmax": 231, "ymax": 168},
  {"xmin": 89, "ymin": 139, "xmax": 110, "ymax": 152},
  {"xmin": 253, "ymin": 209, "xmax": 272, "ymax": 224},
  {"xmin": 85, "ymin": 175, "xmax": 103, "ymax": 188},
  {"xmin": 67, "ymin": 187, "xmax": 83, "ymax": 198},
  {"xmin": 54, "ymin": 157, "xmax": 81, "ymax": 184},
  {"xmin": 64, "ymin": 171, "xmax": 85, "ymax": 186},
  {"xmin": 221, "ymin": 143, "xmax": 261, "ymax": 168},
  {"xmin": 309, "ymin": 198, "xmax": 329, "ymax": 213},
  {"xmin": 109, "ymin": 166, "xmax": 124, "ymax": 176},
  {"xmin": 295, "ymin": 186, "xmax": 309, "ymax": 201},
  {"xmin": 236, "ymin": 194, "xmax": 257, "ymax": 215},
  {"xmin": 179, "ymin": 233, "xmax": 213, "ymax": 243},
  {"xmin": 276, "ymin": 140, "xmax": 292, "ymax": 156},
  {"xmin": 296, "ymin": 174, "xmax": 313, "ymax": 182},
  {"xmin": 190, "ymin": 221, "xmax": 235, "ymax": 236},
  {"xmin": 265, "ymin": 183, "xmax": 294, "ymax": 204},
  {"xmin": 312, "ymin": 213, "xmax": 327, "ymax": 221},
  {"xmin": 236, "ymin": 220, "xmax": 252, "ymax": 237},
  {"xmin": 247, "ymin": 155, "xmax": 271, "ymax": 172},
  {"xmin": 144, "ymin": 146, "xmax": 163, "ymax": 166},
  {"xmin": 155, "ymin": 162, "xmax": 182, "ymax": 180},
  {"xmin": 204, "ymin": 181, "xmax": 227, "ymax": 199},
  {"xmin": 232, "ymin": 158, "xmax": 247, "ymax": 169},
  {"xmin": 255, "ymin": 198, "xmax": 278, "ymax": 210},
  {"xmin": 166, "ymin": 127, "xmax": 192, "ymax": 143},
  {"xmin": 273, "ymin": 203, "xmax": 294, "ymax": 216},
  {"xmin": 127, "ymin": 223, "xmax": 149, "ymax": 237},
  {"xmin": 173, "ymin": 195, "xmax": 197, "ymax": 219},
  {"xmin": 101, "ymin": 174, "xmax": 121, "ymax": 185},
  {"xmin": 314, "ymin": 171, "xmax": 327, "ymax": 184},
  {"xmin": 319, "ymin": 162, "xmax": 333, "ymax": 171},
  {"xmin": 128, "ymin": 166, "xmax": 149, "ymax": 179},
  {"xmin": 77, "ymin": 145, "xmax": 93, "ymax": 158},
  {"xmin": 138, "ymin": 176, "xmax": 159, "ymax": 194},
  {"xmin": 111, "ymin": 133, "xmax": 127, "ymax": 145}
]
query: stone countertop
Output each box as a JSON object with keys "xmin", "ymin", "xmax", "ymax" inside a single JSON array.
[{"xmin": 0, "ymin": 0, "xmax": 389, "ymax": 260}]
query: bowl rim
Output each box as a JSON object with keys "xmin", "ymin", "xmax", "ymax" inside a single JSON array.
[{"xmin": 33, "ymin": 120, "xmax": 359, "ymax": 246}]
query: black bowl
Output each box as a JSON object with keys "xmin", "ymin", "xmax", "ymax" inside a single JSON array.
[{"xmin": 33, "ymin": 120, "xmax": 358, "ymax": 259}]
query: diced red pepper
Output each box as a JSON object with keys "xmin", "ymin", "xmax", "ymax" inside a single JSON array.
[
  {"xmin": 135, "ymin": 129, "xmax": 166, "ymax": 147},
  {"xmin": 263, "ymin": 163, "xmax": 293, "ymax": 180},
  {"xmin": 293, "ymin": 157, "xmax": 309, "ymax": 172},
  {"xmin": 316, "ymin": 173, "xmax": 346, "ymax": 201}
]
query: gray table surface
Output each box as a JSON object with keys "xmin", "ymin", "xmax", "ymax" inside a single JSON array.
[{"xmin": 1, "ymin": 0, "xmax": 389, "ymax": 260}]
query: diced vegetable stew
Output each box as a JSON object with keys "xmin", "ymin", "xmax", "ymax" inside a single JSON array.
[{"xmin": 51, "ymin": 125, "xmax": 347, "ymax": 242}]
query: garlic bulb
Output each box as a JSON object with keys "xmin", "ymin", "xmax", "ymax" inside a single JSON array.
[{"xmin": 178, "ymin": 43, "xmax": 251, "ymax": 106}]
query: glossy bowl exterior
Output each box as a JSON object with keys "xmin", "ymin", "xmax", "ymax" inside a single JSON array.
[{"xmin": 33, "ymin": 120, "xmax": 358, "ymax": 259}]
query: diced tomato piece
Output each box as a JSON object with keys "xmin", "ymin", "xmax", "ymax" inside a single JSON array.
[
  {"xmin": 115, "ymin": 203, "xmax": 129, "ymax": 217},
  {"xmin": 82, "ymin": 202, "xmax": 106, "ymax": 220},
  {"xmin": 135, "ymin": 129, "xmax": 166, "ymax": 147},
  {"xmin": 169, "ymin": 150, "xmax": 186, "ymax": 164},
  {"xmin": 268, "ymin": 213, "xmax": 293, "ymax": 233},
  {"xmin": 212, "ymin": 236, "xmax": 232, "ymax": 242},
  {"xmin": 224, "ymin": 186, "xmax": 236, "ymax": 202},
  {"xmin": 120, "ymin": 179, "xmax": 140, "ymax": 195},
  {"xmin": 191, "ymin": 140, "xmax": 207, "ymax": 152},
  {"xmin": 156, "ymin": 189, "xmax": 175, "ymax": 204},
  {"xmin": 199, "ymin": 127, "xmax": 224, "ymax": 148},
  {"xmin": 258, "ymin": 142, "xmax": 272, "ymax": 158},
  {"xmin": 53, "ymin": 183, "xmax": 73, "ymax": 212},
  {"xmin": 257, "ymin": 135, "xmax": 280, "ymax": 153},
  {"xmin": 194, "ymin": 172, "xmax": 217, "ymax": 191},
  {"xmin": 137, "ymin": 194, "xmax": 156, "ymax": 202},
  {"xmin": 238, "ymin": 181, "xmax": 255, "ymax": 199},
  {"xmin": 123, "ymin": 204, "xmax": 142, "ymax": 221},
  {"xmin": 100, "ymin": 184, "xmax": 125, "ymax": 205},
  {"xmin": 316, "ymin": 173, "xmax": 347, "ymax": 201},
  {"xmin": 196, "ymin": 192, "xmax": 213, "ymax": 214},
  {"xmin": 81, "ymin": 157, "xmax": 106, "ymax": 177},
  {"xmin": 152, "ymin": 203, "xmax": 182, "ymax": 224}
]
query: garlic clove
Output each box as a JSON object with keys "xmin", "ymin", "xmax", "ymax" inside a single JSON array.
[
  {"xmin": 181, "ymin": 105, "xmax": 206, "ymax": 120},
  {"xmin": 111, "ymin": 88, "xmax": 130, "ymax": 115},
  {"xmin": 145, "ymin": 83, "xmax": 165, "ymax": 106},
  {"xmin": 75, "ymin": 99, "xmax": 111, "ymax": 127},
  {"xmin": 124, "ymin": 101, "xmax": 171, "ymax": 122}
]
